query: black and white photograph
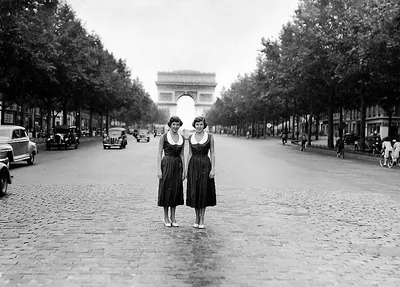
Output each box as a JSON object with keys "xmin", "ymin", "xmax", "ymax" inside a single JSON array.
[{"xmin": 1, "ymin": 0, "xmax": 400, "ymax": 286}]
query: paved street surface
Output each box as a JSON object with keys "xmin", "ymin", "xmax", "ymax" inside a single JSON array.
[{"xmin": 1, "ymin": 134, "xmax": 400, "ymax": 287}]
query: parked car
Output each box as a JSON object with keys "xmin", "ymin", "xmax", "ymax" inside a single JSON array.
[
  {"xmin": 343, "ymin": 132, "xmax": 360, "ymax": 145},
  {"xmin": 0, "ymin": 144, "xmax": 12, "ymax": 168},
  {"xmin": 0, "ymin": 125, "xmax": 37, "ymax": 165},
  {"xmin": 137, "ymin": 129, "xmax": 150, "ymax": 143},
  {"xmin": 355, "ymin": 135, "xmax": 382, "ymax": 153},
  {"xmin": 0, "ymin": 161, "xmax": 12, "ymax": 196},
  {"xmin": 46, "ymin": 125, "xmax": 80, "ymax": 150},
  {"xmin": 103, "ymin": 127, "xmax": 127, "ymax": 149}
]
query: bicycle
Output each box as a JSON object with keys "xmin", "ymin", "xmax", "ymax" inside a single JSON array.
[
  {"xmin": 336, "ymin": 147, "xmax": 344, "ymax": 159},
  {"xmin": 379, "ymin": 151, "xmax": 394, "ymax": 168}
]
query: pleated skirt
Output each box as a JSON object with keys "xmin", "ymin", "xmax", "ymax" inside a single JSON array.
[
  {"xmin": 158, "ymin": 156, "xmax": 184, "ymax": 207},
  {"xmin": 186, "ymin": 156, "xmax": 216, "ymax": 208}
]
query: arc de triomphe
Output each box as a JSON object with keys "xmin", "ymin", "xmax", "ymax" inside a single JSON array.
[{"xmin": 155, "ymin": 70, "xmax": 217, "ymax": 119}]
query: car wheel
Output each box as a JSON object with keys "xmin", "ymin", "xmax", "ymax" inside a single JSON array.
[
  {"xmin": 0, "ymin": 169, "xmax": 8, "ymax": 196},
  {"xmin": 137, "ymin": 139, "xmax": 140, "ymax": 143},
  {"xmin": 103, "ymin": 145, "xmax": 106, "ymax": 149},
  {"xmin": 27, "ymin": 153, "xmax": 35, "ymax": 165},
  {"xmin": 75, "ymin": 144, "xmax": 78, "ymax": 149}
]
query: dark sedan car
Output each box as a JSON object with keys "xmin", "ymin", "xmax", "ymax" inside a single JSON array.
[
  {"xmin": 343, "ymin": 133, "xmax": 360, "ymax": 145},
  {"xmin": 46, "ymin": 125, "xmax": 80, "ymax": 150}
]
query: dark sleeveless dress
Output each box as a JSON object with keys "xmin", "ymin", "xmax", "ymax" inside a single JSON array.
[
  {"xmin": 186, "ymin": 133, "xmax": 216, "ymax": 208},
  {"xmin": 158, "ymin": 133, "xmax": 184, "ymax": 207}
]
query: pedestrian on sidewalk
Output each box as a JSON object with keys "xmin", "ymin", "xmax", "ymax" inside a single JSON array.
[
  {"xmin": 186, "ymin": 116, "xmax": 216, "ymax": 229},
  {"xmin": 157, "ymin": 116, "xmax": 185, "ymax": 227}
]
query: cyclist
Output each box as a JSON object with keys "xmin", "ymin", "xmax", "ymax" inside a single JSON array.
[
  {"xmin": 381, "ymin": 137, "xmax": 393, "ymax": 166},
  {"xmin": 392, "ymin": 139, "xmax": 400, "ymax": 164},
  {"xmin": 300, "ymin": 133, "xmax": 308, "ymax": 151},
  {"xmin": 281, "ymin": 131, "xmax": 287, "ymax": 145},
  {"xmin": 335, "ymin": 136, "xmax": 345, "ymax": 157}
]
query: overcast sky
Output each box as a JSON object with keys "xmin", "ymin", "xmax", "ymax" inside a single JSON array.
[{"xmin": 65, "ymin": 0, "xmax": 299, "ymax": 103}]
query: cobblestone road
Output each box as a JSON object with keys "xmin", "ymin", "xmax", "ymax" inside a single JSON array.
[{"xmin": 1, "ymin": 136, "xmax": 400, "ymax": 286}]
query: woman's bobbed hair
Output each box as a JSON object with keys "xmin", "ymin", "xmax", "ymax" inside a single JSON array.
[
  {"xmin": 192, "ymin": 116, "xmax": 208, "ymax": 129},
  {"xmin": 167, "ymin": 116, "xmax": 183, "ymax": 127}
]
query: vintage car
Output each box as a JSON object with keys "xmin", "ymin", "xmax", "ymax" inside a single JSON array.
[
  {"xmin": 46, "ymin": 125, "xmax": 79, "ymax": 150},
  {"xmin": 0, "ymin": 125, "xmax": 37, "ymax": 165},
  {"xmin": 103, "ymin": 127, "xmax": 127, "ymax": 149},
  {"xmin": 0, "ymin": 144, "xmax": 12, "ymax": 168},
  {"xmin": 343, "ymin": 132, "xmax": 360, "ymax": 145},
  {"xmin": 0, "ymin": 161, "xmax": 12, "ymax": 196},
  {"xmin": 137, "ymin": 129, "xmax": 150, "ymax": 143}
]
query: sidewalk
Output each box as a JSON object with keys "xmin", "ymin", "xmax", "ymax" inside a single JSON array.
[
  {"xmin": 289, "ymin": 135, "xmax": 382, "ymax": 160},
  {"xmin": 221, "ymin": 133, "xmax": 381, "ymax": 160}
]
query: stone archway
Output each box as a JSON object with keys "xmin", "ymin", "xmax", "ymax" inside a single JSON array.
[{"xmin": 155, "ymin": 70, "xmax": 217, "ymax": 119}]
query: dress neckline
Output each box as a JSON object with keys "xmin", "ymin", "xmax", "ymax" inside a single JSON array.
[
  {"xmin": 167, "ymin": 130, "xmax": 183, "ymax": 145},
  {"xmin": 190, "ymin": 131, "xmax": 208, "ymax": 144}
]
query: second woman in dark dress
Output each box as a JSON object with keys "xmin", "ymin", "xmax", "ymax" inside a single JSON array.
[
  {"xmin": 186, "ymin": 116, "xmax": 216, "ymax": 229},
  {"xmin": 157, "ymin": 116, "xmax": 185, "ymax": 227}
]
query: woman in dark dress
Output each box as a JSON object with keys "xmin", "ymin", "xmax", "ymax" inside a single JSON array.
[
  {"xmin": 186, "ymin": 116, "xmax": 216, "ymax": 229},
  {"xmin": 157, "ymin": 116, "xmax": 185, "ymax": 227}
]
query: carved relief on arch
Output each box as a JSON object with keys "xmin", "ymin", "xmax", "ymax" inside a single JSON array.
[{"xmin": 175, "ymin": 91, "xmax": 198, "ymax": 102}]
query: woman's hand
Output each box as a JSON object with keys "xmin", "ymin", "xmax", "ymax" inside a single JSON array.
[
  {"xmin": 157, "ymin": 170, "xmax": 162, "ymax": 179},
  {"xmin": 182, "ymin": 171, "xmax": 186, "ymax": 181},
  {"xmin": 209, "ymin": 169, "xmax": 215, "ymax": 179}
]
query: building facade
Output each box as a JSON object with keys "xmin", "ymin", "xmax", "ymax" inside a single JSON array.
[{"xmin": 319, "ymin": 104, "xmax": 400, "ymax": 138}]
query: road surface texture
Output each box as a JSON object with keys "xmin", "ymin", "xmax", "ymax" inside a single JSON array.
[{"xmin": 1, "ymin": 134, "xmax": 400, "ymax": 286}]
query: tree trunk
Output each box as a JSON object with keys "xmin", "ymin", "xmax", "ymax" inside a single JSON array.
[
  {"xmin": 251, "ymin": 119, "xmax": 255, "ymax": 138},
  {"xmin": 285, "ymin": 99, "xmax": 288, "ymax": 133},
  {"xmin": 1, "ymin": 102, "xmax": 5, "ymax": 125},
  {"xmin": 315, "ymin": 114, "xmax": 320, "ymax": 140},
  {"xmin": 20, "ymin": 96, "xmax": 26, "ymax": 128},
  {"xmin": 46, "ymin": 103, "xmax": 52, "ymax": 135},
  {"xmin": 291, "ymin": 99, "xmax": 296, "ymax": 141},
  {"xmin": 76, "ymin": 99, "xmax": 81, "ymax": 137},
  {"xmin": 327, "ymin": 87, "xmax": 334, "ymax": 148},
  {"xmin": 308, "ymin": 114, "xmax": 312, "ymax": 146},
  {"xmin": 263, "ymin": 115, "xmax": 266, "ymax": 138},
  {"xmin": 63, "ymin": 102, "xmax": 67, "ymax": 125},
  {"xmin": 106, "ymin": 109, "xmax": 109, "ymax": 133},
  {"xmin": 89, "ymin": 106, "xmax": 93, "ymax": 137},
  {"xmin": 360, "ymin": 95, "xmax": 366, "ymax": 152},
  {"xmin": 388, "ymin": 110, "xmax": 393, "ymax": 136},
  {"xmin": 272, "ymin": 118, "xmax": 275, "ymax": 136},
  {"xmin": 338, "ymin": 105, "xmax": 344, "ymax": 139}
]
